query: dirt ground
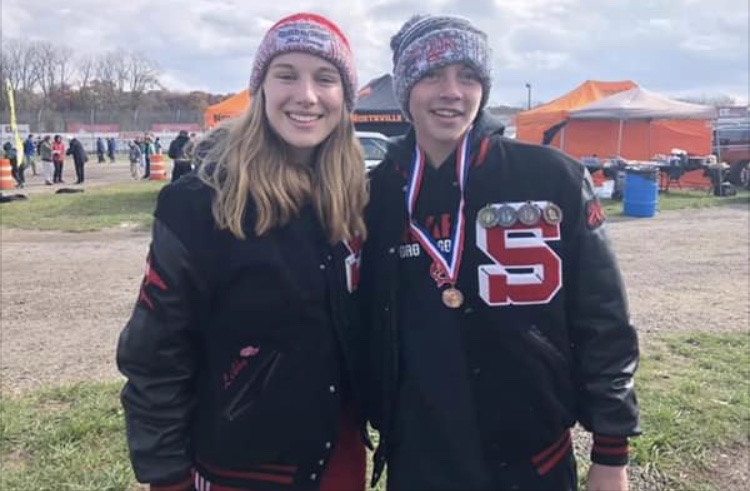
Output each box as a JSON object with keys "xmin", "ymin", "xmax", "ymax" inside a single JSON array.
[{"xmin": 0, "ymin": 170, "xmax": 748, "ymax": 488}]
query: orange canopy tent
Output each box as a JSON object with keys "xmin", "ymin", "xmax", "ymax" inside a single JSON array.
[
  {"xmin": 204, "ymin": 90, "xmax": 252, "ymax": 129},
  {"xmin": 516, "ymin": 80, "xmax": 637, "ymax": 145}
]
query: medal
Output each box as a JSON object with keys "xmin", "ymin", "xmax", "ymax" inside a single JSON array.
[
  {"xmin": 518, "ymin": 202, "xmax": 541, "ymax": 226},
  {"xmin": 442, "ymin": 287, "xmax": 464, "ymax": 308},
  {"xmin": 477, "ymin": 205, "xmax": 499, "ymax": 229},
  {"xmin": 497, "ymin": 204, "xmax": 518, "ymax": 228},
  {"xmin": 405, "ymin": 129, "xmax": 472, "ymax": 307},
  {"xmin": 542, "ymin": 202, "xmax": 563, "ymax": 225}
]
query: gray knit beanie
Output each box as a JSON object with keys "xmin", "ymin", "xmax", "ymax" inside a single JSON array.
[
  {"xmin": 248, "ymin": 13, "xmax": 358, "ymax": 111},
  {"xmin": 391, "ymin": 14, "xmax": 492, "ymax": 120}
]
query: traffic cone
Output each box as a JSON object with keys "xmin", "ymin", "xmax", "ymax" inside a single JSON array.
[{"xmin": 0, "ymin": 159, "xmax": 15, "ymax": 190}]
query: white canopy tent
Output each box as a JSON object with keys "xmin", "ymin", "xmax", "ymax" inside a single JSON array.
[{"xmin": 565, "ymin": 87, "xmax": 717, "ymax": 155}]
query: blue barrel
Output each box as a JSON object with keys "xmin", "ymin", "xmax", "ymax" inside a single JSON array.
[{"xmin": 623, "ymin": 166, "xmax": 659, "ymax": 217}]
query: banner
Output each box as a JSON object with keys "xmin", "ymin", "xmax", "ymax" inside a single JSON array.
[{"xmin": 4, "ymin": 79, "xmax": 24, "ymax": 161}]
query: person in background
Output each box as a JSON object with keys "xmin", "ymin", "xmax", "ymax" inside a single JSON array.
[
  {"xmin": 141, "ymin": 136, "xmax": 154, "ymax": 179},
  {"xmin": 129, "ymin": 139, "xmax": 143, "ymax": 180},
  {"xmin": 51, "ymin": 134, "xmax": 66, "ymax": 184},
  {"xmin": 167, "ymin": 130, "xmax": 192, "ymax": 182},
  {"xmin": 23, "ymin": 134, "xmax": 37, "ymax": 176},
  {"xmin": 3, "ymin": 141, "xmax": 25, "ymax": 189},
  {"xmin": 359, "ymin": 14, "xmax": 640, "ymax": 491},
  {"xmin": 66, "ymin": 137, "xmax": 88, "ymax": 184},
  {"xmin": 154, "ymin": 137, "xmax": 162, "ymax": 155},
  {"xmin": 39, "ymin": 135, "xmax": 54, "ymax": 185},
  {"xmin": 107, "ymin": 137, "xmax": 117, "ymax": 163},
  {"xmin": 96, "ymin": 137, "xmax": 106, "ymax": 163},
  {"xmin": 117, "ymin": 12, "xmax": 369, "ymax": 491}
]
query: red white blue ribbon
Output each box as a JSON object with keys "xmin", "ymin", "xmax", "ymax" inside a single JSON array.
[{"xmin": 405, "ymin": 129, "xmax": 472, "ymax": 285}]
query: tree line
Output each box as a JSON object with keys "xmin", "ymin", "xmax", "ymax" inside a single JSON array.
[{"xmin": 0, "ymin": 37, "xmax": 231, "ymax": 132}]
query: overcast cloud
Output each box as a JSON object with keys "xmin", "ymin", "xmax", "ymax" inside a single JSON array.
[{"xmin": 3, "ymin": 0, "xmax": 748, "ymax": 106}]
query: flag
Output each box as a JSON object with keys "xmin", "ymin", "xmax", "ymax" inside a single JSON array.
[{"xmin": 5, "ymin": 78, "xmax": 24, "ymax": 163}]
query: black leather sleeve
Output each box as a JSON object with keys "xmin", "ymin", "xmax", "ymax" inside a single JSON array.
[
  {"xmin": 117, "ymin": 218, "xmax": 204, "ymax": 485},
  {"xmin": 564, "ymin": 169, "xmax": 641, "ymax": 438}
]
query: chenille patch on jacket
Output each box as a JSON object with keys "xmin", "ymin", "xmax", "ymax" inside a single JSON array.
[
  {"xmin": 138, "ymin": 253, "xmax": 168, "ymax": 310},
  {"xmin": 585, "ymin": 198, "xmax": 606, "ymax": 229}
]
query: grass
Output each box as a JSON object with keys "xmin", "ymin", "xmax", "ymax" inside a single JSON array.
[
  {"xmin": 1, "ymin": 332, "xmax": 747, "ymax": 491},
  {"xmin": 630, "ymin": 331, "xmax": 750, "ymax": 490},
  {"xmin": 0, "ymin": 181, "xmax": 166, "ymax": 232},
  {"xmin": 0, "ymin": 383, "xmax": 136, "ymax": 491},
  {"xmin": 0, "ymin": 182, "xmax": 748, "ymax": 233},
  {"xmin": 601, "ymin": 189, "xmax": 749, "ymax": 217}
]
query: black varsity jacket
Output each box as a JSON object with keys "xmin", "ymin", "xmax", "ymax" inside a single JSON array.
[
  {"xmin": 117, "ymin": 173, "xmax": 365, "ymax": 490},
  {"xmin": 359, "ymin": 113, "xmax": 641, "ymax": 485}
]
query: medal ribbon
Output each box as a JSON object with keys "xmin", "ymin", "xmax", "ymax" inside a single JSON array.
[{"xmin": 405, "ymin": 129, "xmax": 472, "ymax": 286}]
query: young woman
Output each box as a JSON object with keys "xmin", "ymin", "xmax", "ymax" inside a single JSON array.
[
  {"xmin": 51, "ymin": 134, "xmax": 65, "ymax": 183},
  {"xmin": 117, "ymin": 13, "xmax": 368, "ymax": 491}
]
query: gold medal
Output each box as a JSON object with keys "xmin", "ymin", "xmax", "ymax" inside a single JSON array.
[
  {"xmin": 542, "ymin": 202, "xmax": 563, "ymax": 225},
  {"xmin": 518, "ymin": 202, "xmax": 541, "ymax": 226},
  {"xmin": 442, "ymin": 287, "xmax": 464, "ymax": 308},
  {"xmin": 477, "ymin": 205, "xmax": 500, "ymax": 228}
]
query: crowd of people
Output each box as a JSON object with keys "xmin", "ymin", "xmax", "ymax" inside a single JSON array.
[
  {"xmin": 1, "ymin": 131, "xmax": 200, "ymax": 189},
  {"xmin": 116, "ymin": 11, "xmax": 639, "ymax": 491}
]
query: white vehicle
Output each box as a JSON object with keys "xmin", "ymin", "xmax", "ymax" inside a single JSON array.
[{"xmin": 356, "ymin": 131, "xmax": 389, "ymax": 171}]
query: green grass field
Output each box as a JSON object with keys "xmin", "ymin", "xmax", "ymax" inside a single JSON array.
[
  {"xmin": 0, "ymin": 181, "xmax": 165, "ymax": 232},
  {"xmin": 1, "ymin": 182, "xmax": 747, "ymax": 233},
  {"xmin": 1, "ymin": 332, "xmax": 747, "ymax": 491}
]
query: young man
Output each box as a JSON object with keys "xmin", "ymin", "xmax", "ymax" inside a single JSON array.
[
  {"xmin": 359, "ymin": 14, "xmax": 640, "ymax": 491},
  {"xmin": 23, "ymin": 134, "xmax": 37, "ymax": 176}
]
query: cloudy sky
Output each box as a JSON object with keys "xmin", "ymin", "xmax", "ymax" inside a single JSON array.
[{"xmin": 3, "ymin": 0, "xmax": 748, "ymax": 106}]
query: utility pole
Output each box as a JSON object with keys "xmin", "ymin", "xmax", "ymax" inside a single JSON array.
[{"xmin": 525, "ymin": 82, "xmax": 532, "ymax": 110}]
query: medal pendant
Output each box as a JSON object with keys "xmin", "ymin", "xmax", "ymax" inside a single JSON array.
[
  {"xmin": 518, "ymin": 202, "xmax": 542, "ymax": 226},
  {"xmin": 497, "ymin": 204, "xmax": 518, "ymax": 228},
  {"xmin": 442, "ymin": 287, "xmax": 464, "ymax": 308},
  {"xmin": 477, "ymin": 205, "xmax": 500, "ymax": 229},
  {"xmin": 542, "ymin": 202, "xmax": 563, "ymax": 225}
]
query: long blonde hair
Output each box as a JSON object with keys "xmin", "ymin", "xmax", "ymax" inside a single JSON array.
[{"xmin": 197, "ymin": 92, "xmax": 367, "ymax": 244}]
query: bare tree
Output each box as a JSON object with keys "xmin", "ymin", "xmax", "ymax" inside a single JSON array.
[
  {"xmin": 124, "ymin": 51, "xmax": 162, "ymax": 125},
  {"xmin": 1, "ymin": 38, "xmax": 42, "ymax": 109}
]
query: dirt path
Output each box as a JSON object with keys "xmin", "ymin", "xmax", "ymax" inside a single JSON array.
[{"xmin": 1, "ymin": 203, "xmax": 748, "ymax": 489}]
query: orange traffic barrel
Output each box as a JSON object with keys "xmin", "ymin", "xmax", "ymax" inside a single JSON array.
[
  {"xmin": 150, "ymin": 154, "xmax": 167, "ymax": 181},
  {"xmin": 0, "ymin": 158, "xmax": 15, "ymax": 189}
]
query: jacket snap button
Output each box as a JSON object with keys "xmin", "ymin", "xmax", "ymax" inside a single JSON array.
[
  {"xmin": 310, "ymin": 473, "xmax": 317, "ymax": 480},
  {"xmin": 325, "ymin": 441, "xmax": 332, "ymax": 449},
  {"xmin": 318, "ymin": 459, "xmax": 324, "ymax": 466},
  {"xmin": 319, "ymin": 264, "xmax": 326, "ymax": 270},
  {"xmin": 329, "ymin": 385, "xmax": 336, "ymax": 393},
  {"xmin": 388, "ymin": 247, "xmax": 396, "ymax": 254}
]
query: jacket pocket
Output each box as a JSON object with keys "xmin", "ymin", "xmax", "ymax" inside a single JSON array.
[
  {"xmin": 526, "ymin": 324, "xmax": 568, "ymax": 369},
  {"xmin": 223, "ymin": 350, "xmax": 283, "ymax": 422},
  {"xmin": 521, "ymin": 325, "xmax": 575, "ymax": 422}
]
